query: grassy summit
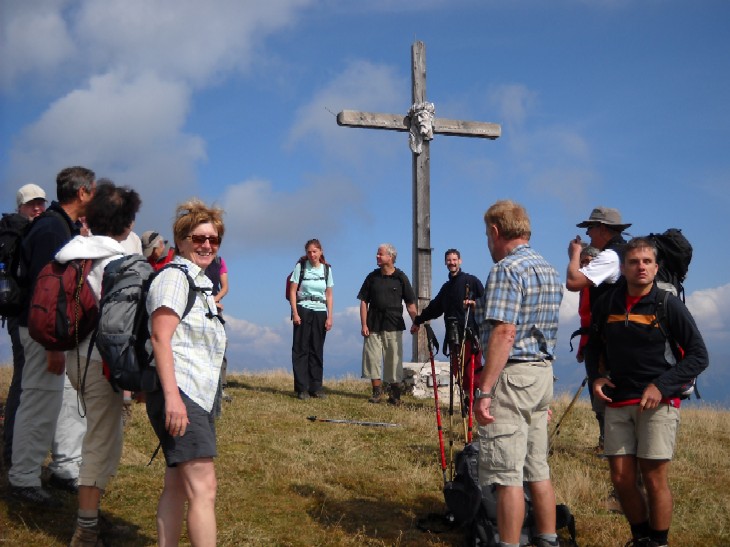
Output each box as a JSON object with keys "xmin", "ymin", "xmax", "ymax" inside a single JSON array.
[{"xmin": 1, "ymin": 367, "xmax": 728, "ymax": 546}]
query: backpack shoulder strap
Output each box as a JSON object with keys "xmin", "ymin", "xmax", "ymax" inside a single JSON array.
[
  {"xmin": 654, "ymin": 288, "xmax": 683, "ymax": 363},
  {"xmin": 159, "ymin": 263, "xmax": 207, "ymax": 320},
  {"xmin": 296, "ymin": 258, "xmax": 308, "ymax": 292},
  {"xmin": 653, "ymin": 288, "xmax": 671, "ymax": 338}
]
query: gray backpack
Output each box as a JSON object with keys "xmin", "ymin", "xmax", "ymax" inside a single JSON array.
[{"xmin": 93, "ymin": 255, "xmax": 197, "ymax": 392}]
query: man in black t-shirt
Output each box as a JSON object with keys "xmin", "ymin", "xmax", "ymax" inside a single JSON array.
[{"xmin": 357, "ymin": 243, "xmax": 417, "ymax": 405}]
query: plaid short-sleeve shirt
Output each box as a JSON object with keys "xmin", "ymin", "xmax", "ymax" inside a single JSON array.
[
  {"xmin": 477, "ymin": 244, "xmax": 563, "ymax": 361},
  {"xmin": 146, "ymin": 256, "xmax": 227, "ymax": 412}
]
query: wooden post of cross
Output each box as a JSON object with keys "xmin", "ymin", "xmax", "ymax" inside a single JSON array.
[{"xmin": 337, "ymin": 41, "xmax": 500, "ymax": 362}]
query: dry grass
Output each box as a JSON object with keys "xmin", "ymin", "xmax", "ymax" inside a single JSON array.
[{"xmin": 1, "ymin": 366, "xmax": 729, "ymax": 546}]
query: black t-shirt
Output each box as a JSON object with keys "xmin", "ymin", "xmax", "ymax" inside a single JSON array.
[{"xmin": 357, "ymin": 268, "xmax": 415, "ymax": 332}]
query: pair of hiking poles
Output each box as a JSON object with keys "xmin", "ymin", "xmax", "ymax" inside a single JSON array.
[{"xmin": 424, "ymin": 314, "xmax": 479, "ymax": 484}]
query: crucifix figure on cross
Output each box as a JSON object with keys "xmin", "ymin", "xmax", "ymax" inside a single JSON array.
[{"xmin": 337, "ymin": 40, "xmax": 501, "ymax": 362}]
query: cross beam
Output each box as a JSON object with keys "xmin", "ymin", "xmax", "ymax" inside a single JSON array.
[
  {"xmin": 337, "ymin": 110, "xmax": 501, "ymax": 139},
  {"xmin": 337, "ymin": 41, "xmax": 501, "ymax": 362}
]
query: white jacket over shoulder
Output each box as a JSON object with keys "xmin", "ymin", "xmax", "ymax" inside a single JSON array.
[{"xmin": 55, "ymin": 234, "xmax": 126, "ymax": 359}]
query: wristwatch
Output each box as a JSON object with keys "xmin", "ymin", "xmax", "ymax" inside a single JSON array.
[{"xmin": 474, "ymin": 388, "xmax": 495, "ymax": 400}]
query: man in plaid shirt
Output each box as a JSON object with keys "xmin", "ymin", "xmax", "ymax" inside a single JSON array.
[{"xmin": 474, "ymin": 200, "xmax": 564, "ymax": 547}]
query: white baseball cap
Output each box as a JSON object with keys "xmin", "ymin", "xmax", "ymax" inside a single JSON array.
[{"xmin": 16, "ymin": 183, "xmax": 47, "ymax": 208}]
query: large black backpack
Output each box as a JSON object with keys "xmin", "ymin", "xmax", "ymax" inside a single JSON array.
[
  {"xmin": 647, "ymin": 228, "xmax": 692, "ymax": 301},
  {"xmin": 443, "ymin": 442, "xmax": 578, "ymax": 546},
  {"xmin": 0, "ymin": 213, "xmax": 30, "ymax": 318}
]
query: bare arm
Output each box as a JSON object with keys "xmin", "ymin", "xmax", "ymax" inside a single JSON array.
[
  {"xmin": 474, "ymin": 321, "xmax": 516, "ymax": 426},
  {"xmin": 215, "ymin": 272, "xmax": 228, "ymax": 303},
  {"xmin": 406, "ymin": 302, "xmax": 417, "ymax": 323},
  {"xmin": 325, "ymin": 287, "xmax": 333, "ymax": 331},
  {"xmin": 566, "ymin": 237, "xmax": 591, "ymax": 291},
  {"xmin": 360, "ymin": 300, "xmax": 369, "ymax": 337},
  {"xmin": 150, "ymin": 307, "xmax": 188, "ymax": 437},
  {"xmin": 289, "ymin": 279, "xmax": 301, "ymax": 325}
]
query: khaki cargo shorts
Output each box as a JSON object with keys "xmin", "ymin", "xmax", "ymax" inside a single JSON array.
[
  {"xmin": 361, "ymin": 330, "xmax": 403, "ymax": 384},
  {"xmin": 478, "ymin": 361, "xmax": 553, "ymax": 487},
  {"xmin": 604, "ymin": 404, "xmax": 680, "ymax": 460}
]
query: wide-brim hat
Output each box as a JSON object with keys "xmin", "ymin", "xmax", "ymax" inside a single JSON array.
[
  {"xmin": 141, "ymin": 230, "xmax": 166, "ymax": 258},
  {"xmin": 576, "ymin": 207, "xmax": 632, "ymax": 230}
]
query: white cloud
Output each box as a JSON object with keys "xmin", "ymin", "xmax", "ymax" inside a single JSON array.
[
  {"xmin": 74, "ymin": 0, "xmax": 314, "ymax": 87},
  {"xmin": 286, "ymin": 60, "xmax": 408, "ymax": 162},
  {"xmin": 220, "ymin": 175, "xmax": 365, "ymax": 251},
  {"xmin": 0, "ymin": 1, "xmax": 77, "ymax": 91},
  {"xmin": 7, "ymin": 71, "xmax": 204, "ymax": 219},
  {"xmin": 487, "ymin": 83, "xmax": 597, "ymax": 206},
  {"xmin": 1, "ymin": 0, "xmax": 315, "ymax": 91},
  {"xmin": 686, "ymin": 283, "xmax": 730, "ymax": 346},
  {"xmin": 2, "ymin": 0, "xmax": 317, "ymax": 225},
  {"xmin": 488, "ymin": 83, "xmax": 537, "ymax": 130}
]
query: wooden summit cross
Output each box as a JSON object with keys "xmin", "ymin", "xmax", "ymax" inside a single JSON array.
[{"xmin": 337, "ymin": 41, "xmax": 501, "ymax": 362}]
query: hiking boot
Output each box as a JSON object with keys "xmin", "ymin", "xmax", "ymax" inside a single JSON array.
[
  {"xmin": 309, "ymin": 390, "xmax": 327, "ymax": 399},
  {"xmin": 297, "ymin": 391, "xmax": 310, "ymax": 400},
  {"xmin": 368, "ymin": 386, "xmax": 383, "ymax": 404},
  {"xmin": 48, "ymin": 474, "xmax": 79, "ymax": 493},
  {"xmin": 69, "ymin": 524, "xmax": 103, "ymax": 547},
  {"xmin": 10, "ymin": 485, "xmax": 62, "ymax": 508},
  {"xmin": 387, "ymin": 383, "xmax": 402, "ymax": 406}
]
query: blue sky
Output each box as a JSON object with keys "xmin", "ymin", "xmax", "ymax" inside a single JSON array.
[{"xmin": 2, "ymin": 1, "xmax": 729, "ymax": 403}]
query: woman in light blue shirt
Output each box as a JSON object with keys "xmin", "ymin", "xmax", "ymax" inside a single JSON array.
[{"xmin": 288, "ymin": 239, "xmax": 334, "ymax": 400}]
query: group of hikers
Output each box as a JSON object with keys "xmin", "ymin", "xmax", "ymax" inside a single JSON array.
[
  {"xmin": 0, "ymin": 166, "xmax": 710, "ymax": 547},
  {"xmin": 287, "ymin": 201, "xmax": 708, "ymax": 547},
  {"xmin": 1, "ymin": 167, "xmax": 227, "ymax": 546}
]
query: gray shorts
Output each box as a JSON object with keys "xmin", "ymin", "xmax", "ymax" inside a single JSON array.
[
  {"xmin": 361, "ymin": 331, "xmax": 403, "ymax": 383},
  {"xmin": 478, "ymin": 361, "xmax": 553, "ymax": 487},
  {"xmin": 604, "ymin": 404, "xmax": 680, "ymax": 460},
  {"xmin": 146, "ymin": 389, "xmax": 217, "ymax": 467}
]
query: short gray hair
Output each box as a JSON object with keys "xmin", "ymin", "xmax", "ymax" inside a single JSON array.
[{"xmin": 379, "ymin": 243, "xmax": 397, "ymax": 263}]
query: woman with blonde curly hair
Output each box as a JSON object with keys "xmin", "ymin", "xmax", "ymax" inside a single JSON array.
[{"xmin": 145, "ymin": 198, "xmax": 227, "ymax": 546}]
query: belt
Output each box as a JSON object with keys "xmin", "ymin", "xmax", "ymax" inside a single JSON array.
[{"xmin": 506, "ymin": 358, "xmax": 552, "ymax": 365}]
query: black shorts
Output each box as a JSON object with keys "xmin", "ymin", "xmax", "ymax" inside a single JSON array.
[{"xmin": 146, "ymin": 389, "xmax": 217, "ymax": 467}]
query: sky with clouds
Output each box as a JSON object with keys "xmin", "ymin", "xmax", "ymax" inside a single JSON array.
[{"xmin": 2, "ymin": 1, "xmax": 729, "ymax": 403}]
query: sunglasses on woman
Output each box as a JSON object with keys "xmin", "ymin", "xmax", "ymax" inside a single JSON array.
[{"xmin": 187, "ymin": 234, "xmax": 221, "ymax": 246}]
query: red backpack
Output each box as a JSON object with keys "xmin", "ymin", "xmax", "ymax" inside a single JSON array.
[{"xmin": 28, "ymin": 259, "xmax": 99, "ymax": 351}]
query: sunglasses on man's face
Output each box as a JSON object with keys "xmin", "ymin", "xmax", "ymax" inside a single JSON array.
[{"xmin": 187, "ymin": 234, "xmax": 221, "ymax": 246}]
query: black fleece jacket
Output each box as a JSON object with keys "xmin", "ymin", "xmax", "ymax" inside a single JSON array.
[{"xmin": 589, "ymin": 282, "xmax": 709, "ymax": 401}]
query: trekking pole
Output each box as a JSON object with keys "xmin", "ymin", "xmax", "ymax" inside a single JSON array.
[
  {"xmin": 549, "ymin": 376, "xmax": 588, "ymax": 446},
  {"xmin": 424, "ymin": 324, "xmax": 448, "ymax": 484},
  {"xmin": 458, "ymin": 285, "xmax": 472, "ymax": 441},
  {"xmin": 453, "ymin": 344, "xmax": 468, "ymax": 442},
  {"xmin": 466, "ymin": 341, "xmax": 475, "ymax": 444},
  {"xmin": 307, "ymin": 416, "xmax": 399, "ymax": 428},
  {"xmin": 448, "ymin": 339, "xmax": 455, "ymax": 481}
]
